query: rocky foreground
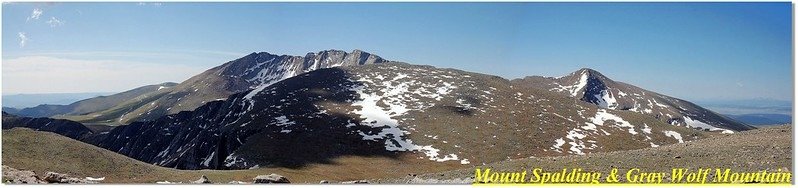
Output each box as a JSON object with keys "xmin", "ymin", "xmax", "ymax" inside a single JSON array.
[
  {"xmin": 3, "ymin": 166, "xmax": 99, "ymax": 184},
  {"xmin": 2, "ymin": 165, "xmax": 289, "ymax": 184}
]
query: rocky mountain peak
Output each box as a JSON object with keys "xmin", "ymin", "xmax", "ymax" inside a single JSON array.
[
  {"xmin": 512, "ymin": 67, "xmax": 754, "ymax": 132},
  {"xmin": 302, "ymin": 49, "xmax": 375, "ymax": 57},
  {"xmin": 244, "ymin": 51, "xmax": 277, "ymax": 60},
  {"xmin": 305, "ymin": 49, "xmax": 343, "ymax": 56},
  {"xmin": 349, "ymin": 49, "xmax": 370, "ymax": 56},
  {"xmin": 568, "ymin": 68, "xmax": 611, "ymax": 83}
]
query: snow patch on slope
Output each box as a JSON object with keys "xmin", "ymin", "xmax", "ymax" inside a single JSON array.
[
  {"xmin": 662, "ymin": 130, "xmax": 684, "ymax": 143},
  {"xmin": 551, "ymin": 109, "xmax": 642, "ymax": 155},
  {"xmin": 551, "ymin": 138, "xmax": 566, "ymax": 152},
  {"xmin": 641, "ymin": 124, "xmax": 652, "ymax": 134},
  {"xmin": 594, "ymin": 89, "xmax": 619, "ymax": 109},
  {"xmin": 683, "ymin": 116, "xmax": 733, "ymax": 133},
  {"xmin": 243, "ymin": 60, "xmax": 298, "ymax": 102},
  {"xmin": 588, "ymin": 109, "xmax": 637, "ymax": 135},
  {"xmin": 551, "ymin": 71, "xmax": 589, "ymax": 97},
  {"xmin": 565, "ymin": 130, "xmax": 589, "ymax": 155},
  {"xmin": 553, "ymin": 109, "xmax": 643, "ymax": 155},
  {"xmin": 347, "ymin": 68, "xmax": 468, "ymax": 163}
]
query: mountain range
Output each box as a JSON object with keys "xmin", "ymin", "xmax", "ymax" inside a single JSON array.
[
  {"xmin": 2, "ymin": 49, "xmax": 754, "ymax": 171},
  {"xmin": 6, "ymin": 83, "xmax": 177, "ymax": 124},
  {"xmin": 6, "ymin": 50, "xmax": 393, "ymax": 126},
  {"xmin": 2, "ymin": 92, "xmax": 115, "ymax": 109}
]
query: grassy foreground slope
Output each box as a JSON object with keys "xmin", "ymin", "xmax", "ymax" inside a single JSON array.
[
  {"xmin": 2, "ymin": 128, "xmax": 460, "ymax": 183},
  {"xmin": 3, "ymin": 125, "xmax": 791, "ymax": 184},
  {"xmin": 375, "ymin": 125, "xmax": 793, "ymax": 183}
]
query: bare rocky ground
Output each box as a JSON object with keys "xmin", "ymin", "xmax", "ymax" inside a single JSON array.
[
  {"xmin": 371, "ymin": 125, "xmax": 792, "ymax": 184},
  {"xmin": 2, "ymin": 166, "xmax": 99, "ymax": 184}
]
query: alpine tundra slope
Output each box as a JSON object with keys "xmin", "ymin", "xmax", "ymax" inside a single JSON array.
[{"xmin": 2, "ymin": 50, "xmax": 752, "ymax": 173}]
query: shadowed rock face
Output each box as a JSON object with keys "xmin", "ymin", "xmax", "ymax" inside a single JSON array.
[
  {"xmin": 85, "ymin": 68, "xmax": 399, "ymax": 170},
  {"xmin": 2, "ymin": 112, "xmax": 93, "ymax": 140}
]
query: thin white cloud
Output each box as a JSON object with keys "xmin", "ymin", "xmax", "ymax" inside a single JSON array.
[
  {"xmin": 7, "ymin": 50, "xmax": 242, "ymax": 59},
  {"xmin": 2, "ymin": 56, "xmax": 207, "ymax": 94},
  {"xmin": 17, "ymin": 32, "xmax": 28, "ymax": 48},
  {"xmin": 27, "ymin": 8, "xmax": 43, "ymax": 21},
  {"xmin": 137, "ymin": 2, "xmax": 163, "ymax": 6},
  {"xmin": 46, "ymin": 17, "xmax": 64, "ymax": 27},
  {"xmin": 3, "ymin": 50, "xmax": 246, "ymax": 66}
]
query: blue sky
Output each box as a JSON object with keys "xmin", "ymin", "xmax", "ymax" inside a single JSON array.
[{"xmin": 2, "ymin": 2, "xmax": 792, "ymax": 101}]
